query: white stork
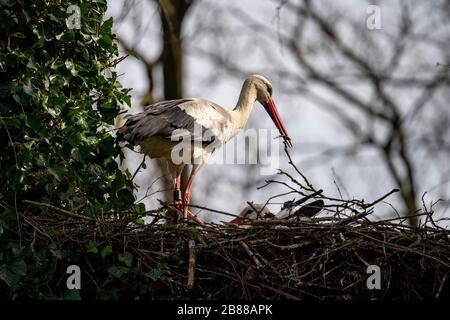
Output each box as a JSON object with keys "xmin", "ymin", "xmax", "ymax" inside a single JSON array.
[
  {"xmin": 228, "ymin": 200, "xmax": 324, "ymax": 225},
  {"xmin": 117, "ymin": 74, "xmax": 292, "ymax": 224}
]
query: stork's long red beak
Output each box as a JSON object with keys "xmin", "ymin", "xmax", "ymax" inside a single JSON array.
[{"xmin": 264, "ymin": 98, "xmax": 293, "ymax": 148}]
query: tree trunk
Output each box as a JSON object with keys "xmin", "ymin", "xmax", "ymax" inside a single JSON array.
[{"xmin": 156, "ymin": 0, "xmax": 193, "ymax": 196}]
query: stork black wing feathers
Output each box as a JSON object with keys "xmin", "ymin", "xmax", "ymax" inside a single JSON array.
[{"xmin": 116, "ymin": 99, "xmax": 216, "ymax": 144}]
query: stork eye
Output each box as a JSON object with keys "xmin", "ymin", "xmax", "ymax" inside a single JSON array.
[{"xmin": 267, "ymin": 85, "xmax": 272, "ymax": 96}]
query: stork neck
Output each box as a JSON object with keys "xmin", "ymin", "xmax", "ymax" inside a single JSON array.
[{"xmin": 233, "ymin": 80, "xmax": 257, "ymax": 128}]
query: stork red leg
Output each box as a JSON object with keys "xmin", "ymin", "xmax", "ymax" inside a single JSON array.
[
  {"xmin": 173, "ymin": 170, "xmax": 183, "ymax": 211},
  {"xmin": 183, "ymin": 179, "xmax": 192, "ymax": 221},
  {"xmin": 171, "ymin": 166, "xmax": 203, "ymax": 224},
  {"xmin": 183, "ymin": 165, "xmax": 204, "ymax": 224}
]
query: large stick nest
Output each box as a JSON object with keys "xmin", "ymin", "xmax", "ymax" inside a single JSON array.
[{"xmin": 19, "ymin": 201, "xmax": 450, "ymax": 300}]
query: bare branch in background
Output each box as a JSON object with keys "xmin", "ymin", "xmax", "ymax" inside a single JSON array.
[{"xmin": 186, "ymin": 0, "xmax": 450, "ymax": 226}]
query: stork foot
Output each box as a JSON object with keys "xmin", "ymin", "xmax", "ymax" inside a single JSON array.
[
  {"xmin": 186, "ymin": 209, "xmax": 204, "ymax": 225},
  {"xmin": 172, "ymin": 200, "xmax": 204, "ymax": 225},
  {"xmin": 182, "ymin": 206, "xmax": 204, "ymax": 225},
  {"xmin": 174, "ymin": 199, "xmax": 184, "ymax": 212}
]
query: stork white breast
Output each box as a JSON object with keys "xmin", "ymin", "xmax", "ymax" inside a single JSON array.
[{"xmin": 178, "ymin": 99, "xmax": 238, "ymax": 144}]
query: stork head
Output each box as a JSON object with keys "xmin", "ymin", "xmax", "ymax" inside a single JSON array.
[
  {"xmin": 247, "ymin": 74, "xmax": 293, "ymax": 148},
  {"xmin": 250, "ymin": 74, "xmax": 273, "ymax": 104}
]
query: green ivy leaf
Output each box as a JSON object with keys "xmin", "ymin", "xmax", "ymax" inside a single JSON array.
[
  {"xmin": 41, "ymin": 22, "xmax": 53, "ymax": 41},
  {"xmin": 0, "ymin": 0, "xmax": 17, "ymax": 7},
  {"xmin": 122, "ymin": 94, "xmax": 131, "ymax": 107},
  {"xmin": 71, "ymin": 148, "xmax": 85, "ymax": 162},
  {"xmin": 25, "ymin": 114, "xmax": 44, "ymax": 134},
  {"xmin": 118, "ymin": 251, "xmax": 133, "ymax": 268},
  {"xmin": 107, "ymin": 265, "xmax": 128, "ymax": 278},
  {"xmin": 100, "ymin": 17, "xmax": 113, "ymax": 33},
  {"xmin": 111, "ymin": 172, "xmax": 124, "ymax": 192},
  {"xmin": 61, "ymin": 30, "xmax": 75, "ymax": 42},
  {"xmin": 9, "ymin": 258, "xmax": 27, "ymax": 276},
  {"xmin": 135, "ymin": 218, "xmax": 145, "ymax": 225},
  {"xmin": 100, "ymin": 245, "xmax": 112, "ymax": 259},
  {"xmin": 99, "ymin": 35, "xmax": 112, "ymax": 49},
  {"xmin": 135, "ymin": 203, "xmax": 146, "ymax": 213},
  {"xmin": 145, "ymin": 263, "xmax": 168, "ymax": 281},
  {"xmin": 48, "ymin": 165, "xmax": 67, "ymax": 182},
  {"xmin": 0, "ymin": 265, "xmax": 19, "ymax": 287},
  {"xmin": 0, "ymin": 9, "xmax": 18, "ymax": 31},
  {"xmin": 86, "ymin": 241, "xmax": 98, "ymax": 254}
]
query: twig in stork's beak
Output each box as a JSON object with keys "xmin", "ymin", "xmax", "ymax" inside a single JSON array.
[{"xmin": 264, "ymin": 98, "xmax": 293, "ymax": 148}]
